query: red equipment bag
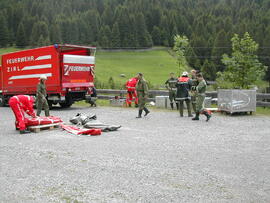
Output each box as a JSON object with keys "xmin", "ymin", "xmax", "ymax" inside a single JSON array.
[
  {"xmin": 201, "ymin": 109, "xmax": 212, "ymax": 115},
  {"xmin": 25, "ymin": 116, "xmax": 62, "ymax": 127},
  {"xmin": 60, "ymin": 124, "xmax": 101, "ymax": 136}
]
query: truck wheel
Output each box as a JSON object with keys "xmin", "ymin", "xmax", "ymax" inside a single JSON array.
[
  {"xmin": 0, "ymin": 95, "xmax": 6, "ymax": 107},
  {"xmin": 60, "ymin": 97, "xmax": 73, "ymax": 108},
  {"xmin": 48, "ymin": 101, "xmax": 53, "ymax": 109},
  {"xmin": 60, "ymin": 102, "xmax": 72, "ymax": 108}
]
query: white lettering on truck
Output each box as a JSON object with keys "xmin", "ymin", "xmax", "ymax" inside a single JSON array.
[
  {"xmin": 64, "ymin": 65, "xmax": 93, "ymax": 76},
  {"xmin": 7, "ymin": 56, "xmax": 34, "ymax": 64}
]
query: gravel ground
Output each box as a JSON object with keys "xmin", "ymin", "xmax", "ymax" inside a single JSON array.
[{"xmin": 0, "ymin": 105, "xmax": 270, "ymax": 203}]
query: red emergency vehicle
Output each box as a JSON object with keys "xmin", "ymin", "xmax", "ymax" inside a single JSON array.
[{"xmin": 0, "ymin": 44, "xmax": 96, "ymax": 107}]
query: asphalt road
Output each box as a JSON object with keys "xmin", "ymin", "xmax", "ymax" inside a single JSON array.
[{"xmin": 0, "ymin": 105, "xmax": 270, "ymax": 202}]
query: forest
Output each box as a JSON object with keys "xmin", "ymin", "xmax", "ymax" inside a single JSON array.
[{"xmin": 0, "ymin": 0, "xmax": 270, "ymax": 82}]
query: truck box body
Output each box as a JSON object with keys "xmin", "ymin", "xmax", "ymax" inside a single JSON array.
[
  {"xmin": 0, "ymin": 65, "xmax": 2, "ymax": 93},
  {"xmin": 0, "ymin": 44, "xmax": 96, "ymax": 107}
]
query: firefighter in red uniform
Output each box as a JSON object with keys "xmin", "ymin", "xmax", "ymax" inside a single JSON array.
[
  {"xmin": 126, "ymin": 77, "xmax": 139, "ymax": 107},
  {"xmin": 9, "ymin": 95, "xmax": 36, "ymax": 134}
]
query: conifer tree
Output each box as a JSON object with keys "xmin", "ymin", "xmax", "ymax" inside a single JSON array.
[
  {"xmin": 16, "ymin": 22, "xmax": 27, "ymax": 48},
  {"xmin": 111, "ymin": 23, "xmax": 121, "ymax": 48},
  {"xmin": 0, "ymin": 14, "xmax": 9, "ymax": 47},
  {"xmin": 151, "ymin": 26, "xmax": 161, "ymax": 45}
]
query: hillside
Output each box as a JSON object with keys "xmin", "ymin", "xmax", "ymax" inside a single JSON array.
[
  {"xmin": 0, "ymin": 47, "xmax": 21, "ymax": 60},
  {"xmin": 0, "ymin": 0, "xmax": 270, "ymax": 82},
  {"xmin": 96, "ymin": 49, "xmax": 182, "ymax": 88},
  {"xmin": 0, "ymin": 47, "xmax": 22, "ymax": 66}
]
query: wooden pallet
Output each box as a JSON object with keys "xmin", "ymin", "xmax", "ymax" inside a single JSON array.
[{"xmin": 28, "ymin": 123, "xmax": 61, "ymax": 133}]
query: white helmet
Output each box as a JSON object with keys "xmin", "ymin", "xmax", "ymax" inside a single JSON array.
[
  {"xmin": 182, "ymin": 71, "xmax": 189, "ymax": 76},
  {"xmin": 40, "ymin": 75, "xmax": 47, "ymax": 80}
]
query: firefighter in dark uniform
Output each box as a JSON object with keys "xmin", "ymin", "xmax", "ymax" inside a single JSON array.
[
  {"xmin": 192, "ymin": 73, "xmax": 211, "ymax": 121},
  {"xmin": 165, "ymin": 72, "xmax": 178, "ymax": 110},
  {"xmin": 176, "ymin": 71, "xmax": 192, "ymax": 117},
  {"xmin": 135, "ymin": 73, "xmax": 150, "ymax": 118},
  {"xmin": 190, "ymin": 69, "xmax": 199, "ymax": 113},
  {"xmin": 36, "ymin": 75, "xmax": 50, "ymax": 117}
]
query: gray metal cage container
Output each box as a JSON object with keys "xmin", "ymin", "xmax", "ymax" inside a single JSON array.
[
  {"xmin": 110, "ymin": 98, "xmax": 126, "ymax": 107},
  {"xmin": 218, "ymin": 89, "xmax": 256, "ymax": 113},
  {"xmin": 155, "ymin": 96, "xmax": 169, "ymax": 108},
  {"xmin": 204, "ymin": 97, "xmax": 212, "ymax": 108}
]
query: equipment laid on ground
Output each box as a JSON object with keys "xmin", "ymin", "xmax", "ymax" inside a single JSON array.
[
  {"xmin": 0, "ymin": 44, "xmax": 96, "ymax": 108},
  {"xmin": 204, "ymin": 97, "xmax": 212, "ymax": 108},
  {"xmin": 69, "ymin": 113, "xmax": 121, "ymax": 132},
  {"xmin": 155, "ymin": 96, "xmax": 170, "ymax": 108},
  {"xmin": 25, "ymin": 116, "xmax": 62, "ymax": 126},
  {"xmin": 218, "ymin": 89, "xmax": 256, "ymax": 114},
  {"xmin": 25, "ymin": 116, "xmax": 63, "ymax": 133},
  {"xmin": 155, "ymin": 96, "xmax": 193, "ymax": 109},
  {"xmin": 60, "ymin": 124, "xmax": 101, "ymax": 136},
  {"xmin": 69, "ymin": 113, "xmax": 97, "ymax": 125},
  {"xmin": 110, "ymin": 97, "xmax": 126, "ymax": 107},
  {"xmin": 83, "ymin": 120, "xmax": 121, "ymax": 132},
  {"xmin": 28, "ymin": 123, "xmax": 61, "ymax": 133}
]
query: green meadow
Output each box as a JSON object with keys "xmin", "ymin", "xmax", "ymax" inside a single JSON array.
[
  {"xmin": 0, "ymin": 47, "xmax": 21, "ymax": 62},
  {"xmin": 95, "ymin": 49, "xmax": 183, "ymax": 89}
]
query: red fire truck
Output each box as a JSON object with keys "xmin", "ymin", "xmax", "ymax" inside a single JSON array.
[{"xmin": 0, "ymin": 44, "xmax": 96, "ymax": 107}]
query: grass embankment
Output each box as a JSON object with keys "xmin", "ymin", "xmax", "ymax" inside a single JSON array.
[
  {"xmin": 95, "ymin": 49, "xmax": 184, "ymax": 89},
  {"xmin": 0, "ymin": 47, "xmax": 22, "ymax": 65},
  {"xmin": 256, "ymin": 107, "xmax": 270, "ymax": 115},
  {"xmin": 0, "ymin": 47, "xmax": 21, "ymax": 55}
]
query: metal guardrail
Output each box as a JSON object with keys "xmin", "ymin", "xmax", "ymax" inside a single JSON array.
[
  {"xmin": 96, "ymin": 89, "xmax": 270, "ymax": 107},
  {"xmin": 97, "ymin": 89, "xmax": 218, "ymax": 97}
]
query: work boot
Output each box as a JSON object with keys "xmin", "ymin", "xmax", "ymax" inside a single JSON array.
[
  {"xmin": 45, "ymin": 110, "xmax": 50, "ymax": 117},
  {"xmin": 192, "ymin": 103, "xmax": 196, "ymax": 114},
  {"xmin": 170, "ymin": 103, "xmax": 174, "ymax": 110},
  {"xmin": 176, "ymin": 102, "xmax": 179, "ymax": 110},
  {"xmin": 192, "ymin": 113, "xmax": 200, "ymax": 121},
  {"xmin": 186, "ymin": 101, "xmax": 193, "ymax": 117},
  {"xmin": 20, "ymin": 130, "xmax": 31, "ymax": 134},
  {"xmin": 203, "ymin": 111, "xmax": 211, "ymax": 122},
  {"xmin": 179, "ymin": 102, "xmax": 184, "ymax": 117},
  {"xmin": 144, "ymin": 107, "xmax": 150, "ymax": 117},
  {"xmin": 136, "ymin": 110, "xmax": 143, "ymax": 118}
]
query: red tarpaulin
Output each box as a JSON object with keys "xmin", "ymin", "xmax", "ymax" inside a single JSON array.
[
  {"xmin": 60, "ymin": 123, "xmax": 101, "ymax": 136},
  {"xmin": 25, "ymin": 116, "xmax": 62, "ymax": 126}
]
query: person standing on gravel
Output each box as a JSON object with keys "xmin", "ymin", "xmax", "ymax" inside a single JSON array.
[
  {"xmin": 192, "ymin": 73, "xmax": 211, "ymax": 121},
  {"xmin": 36, "ymin": 75, "xmax": 50, "ymax": 117},
  {"xmin": 126, "ymin": 77, "xmax": 139, "ymax": 107},
  {"xmin": 176, "ymin": 71, "xmax": 192, "ymax": 117},
  {"xmin": 190, "ymin": 69, "xmax": 199, "ymax": 113},
  {"xmin": 135, "ymin": 73, "xmax": 150, "ymax": 118},
  {"xmin": 165, "ymin": 72, "xmax": 178, "ymax": 110}
]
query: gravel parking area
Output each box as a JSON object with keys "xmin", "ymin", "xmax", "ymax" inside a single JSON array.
[{"xmin": 0, "ymin": 105, "xmax": 270, "ymax": 202}]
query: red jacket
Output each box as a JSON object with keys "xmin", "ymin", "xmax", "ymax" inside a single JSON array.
[
  {"xmin": 126, "ymin": 77, "xmax": 138, "ymax": 91},
  {"xmin": 11, "ymin": 95, "xmax": 36, "ymax": 117},
  {"xmin": 178, "ymin": 76, "xmax": 190, "ymax": 83}
]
